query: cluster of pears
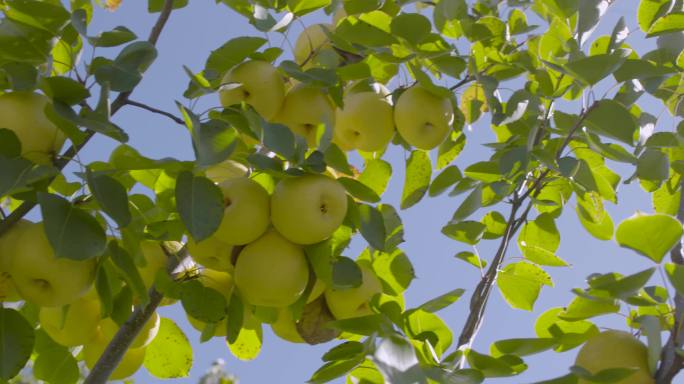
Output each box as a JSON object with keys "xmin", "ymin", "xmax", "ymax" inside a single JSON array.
[
  {"xmin": 218, "ymin": 20, "xmax": 455, "ymax": 152},
  {"xmin": 0, "ymin": 222, "xmax": 179, "ymax": 380},
  {"xmin": 0, "ymin": 91, "xmax": 66, "ymax": 164},
  {"xmin": 186, "ymin": 160, "xmax": 383, "ymax": 343},
  {"xmin": 574, "ymin": 330, "xmax": 654, "ymax": 384}
]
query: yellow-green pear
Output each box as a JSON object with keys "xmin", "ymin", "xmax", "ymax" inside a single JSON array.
[
  {"xmin": 137, "ymin": 241, "xmax": 169, "ymax": 288},
  {"xmin": 219, "ymin": 60, "xmax": 285, "ymax": 120},
  {"xmin": 294, "ymin": 24, "xmax": 337, "ymax": 68},
  {"xmin": 271, "ymin": 174, "xmax": 348, "ymax": 244},
  {"xmin": 234, "ymin": 231, "xmax": 308, "ymax": 307},
  {"xmin": 395, "ymin": 86, "xmax": 454, "ymax": 150},
  {"xmin": 575, "ymin": 330, "xmax": 654, "ymax": 384},
  {"xmin": 39, "ymin": 296, "xmax": 101, "ymax": 346},
  {"xmin": 215, "ymin": 177, "xmax": 270, "ymax": 245},
  {"xmin": 308, "ymin": 279, "xmax": 326, "ymax": 303},
  {"xmin": 9, "ymin": 223, "xmax": 96, "ymax": 307},
  {"xmin": 271, "ymin": 308, "xmax": 304, "ymax": 343},
  {"xmin": 0, "ymin": 92, "xmax": 66, "ymax": 164},
  {"xmin": 205, "ymin": 159, "xmax": 248, "ymax": 184},
  {"xmin": 333, "ymin": 91, "xmax": 394, "ymax": 152},
  {"xmin": 83, "ymin": 331, "xmax": 146, "ymax": 381},
  {"xmin": 273, "ymin": 85, "xmax": 334, "ymax": 147},
  {"xmin": 0, "ymin": 219, "xmax": 32, "ymax": 302},
  {"xmin": 99, "ymin": 311, "xmax": 160, "ymax": 348},
  {"xmin": 0, "ymin": 272, "xmax": 20, "ymax": 302},
  {"xmin": 186, "ymin": 269, "xmax": 234, "ymax": 337},
  {"xmin": 187, "ymin": 236, "xmax": 234, "ymax": 272},
  {"xmin": 325, "ymin": 264, "xmax": 382, "ymax": 319}
]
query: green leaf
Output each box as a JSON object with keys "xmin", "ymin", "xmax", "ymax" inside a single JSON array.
[
  {"xmin": 584, "ymin": 100, "xmax": 638, "ymax": 145},
  {"xmin": 455, "ymin": 251, "xmax": 487, "ymax": 269},
  {"xmin": 647, "ymin": 12, "xmax": 684, "ymax": 37},
  {"xmin": 463, "ymin": 161, "xmax": 501, "ymax": 183},
  {"xmin": 577, "ymin": 0, "xmax": 609, "ymax": 46},
  {"xmin": 0, "ymin": 18, "xmax": 53, "ymax": 65},
  {"xmin": 175, "ymin": 172, "xmax": 224, "ymax": 242},
  {"xmin": 429, "ymin": 165, "xmax": 462, "ymax": 196},
  {"xmin": 33, "ymin": 347, "xmax": 79, "ymax": 384},
  {"xmin": 466, "ymin": 349, "xmax": 526, "ymax": 377},
  {"xmin": 418, "ymin": 288, "xmax": 465, "ymax": 313},
  {"xmin": 518, "ymin": 213, "xmax": 567, "ymax": 267},
  {"xmin": 442, "ymin": 221, "xmax": 486, "ymax": 245},
  {"xmin": 437, "ymin": 131, "xmax": 466, "ymax": 169},
  {"xmin": 335, "ymin": 11, "xmax": 397, "ymax": 47},
  {"xmin": 186, "ymin": 113, "xmax": 238, "ymax": 167},
  {"xmin": 451, "ymin": 185, "xmax": 483, "ymax": 222},
  {"xmin": 94, "ymin": 41, "xmax": 157, "ymax": 92},
  {"xmin": 401, "ymin": 150, "xmax": 432, "ymax": 209},
  {"xmin": 665, "ymin": 263, "xmax": 684, "ymax": 296},
  {"xmin": 559, "ymin": 293, "xmax": 619, "ymax": 321},
  {"xmin": 615, "ymin": 213, "xmax": 683, "ymax": 263},
  {"xmin": 637, "ymin": 0, "xmax": 671, "ymax": 32},
  {"xmin": 564, "ymin": 52, "xmax": 629, "ymax": 85},
  {"xmin": 227, "ymin": 313, "xmax": 263, "ymax": 361},
  {"xmin": 1, "ymin": 62, "xmax": 38, "ymax": 91},
  {"xmin": 287, "ymin": 0, "xmax": 330, "ymax": 15},
  {"xmin": 390, "ymin": 13, "xmax": 432, "ymax": 45},
  {"xmin": 535, "ymin": 307, "xmax": 599, "ymax": 352},
  {"xmin": 332, "ymin": 256, "xmax": 362, "ymax": 289},
  {"xmin": 490, "ymin": 337, "xmax": 557, "ymax": 358},
  {"xmin": 576, "ymin": 193, "xmax": 614, "ymax": 241},
  {"xmin": 358, "ymin": 204, "xmax": 386, "ymax": 251},
  {"xmin": 144, "ymin": 317, "xmax": 193, "ymax": 378},
  {"xmin": 88, "ymin": 26, "xmax": 136, "ymax": 47},
  {"xmin": 0, "ymin": 308, "xmax": 34, "ymax": 380},
  {"xmin": 0, "ymin": 156, "xmax": 58, "ymax": 197},
  {"xmin": 482, "ymin": 211, "xmax": 507, "ymax": 239},
  {"xmin": 497, "ymin": 262, "xmax": 553, "ymax": 311},
  {"xmin": 372, "ymin": 249, "xmax": 414, "ymax": 296},
  {"xmin": 637, "ymin": 149, "xmax": 669, "ymax": 182},
  {"xmin": 653, "ymin": 177, "xmax": 681, "ymax": 215},
  {"xmin": 4, "ymin": 0, "xmax": 70, "ymax": 33},
  {"xmin": 181, "ymin": 280, "xmax": 227, "ymax": 323},
  {"xmin": 309, "ymin": 357, "xmax": 364, "ymax": 384},
  {"xmin": 262, "ymin": 122, "xmax": 296, "ymax": 160},
  {"xmin": 40, "ymin": 76, "xmax": 90, "ymax": 105},
  {"xmin": 403, "ymin": 309, "xmax": 452, "ymax": 356},
  {"xmin": 205, "ymin": 37, "xmax": 267, "ymax": 79},
  {"xmin": 588, "ymin": 268, "xmax": 655, "ymax": 298},
  {"xmin": 87, "ymin": 171, "xmax": 131, "ymax": 228},
  {"xmin": 358, "ymin": 159, "xmax": 392, "ymax": 197},
  {"xmin": 52, "ymin": 102, "xmax": 128, "ymax": 142},
  {"xmin": 108, "ymin": 242, "xmax": 149, "ymax": 305},
  {"xmin": 148, "ymin": 0, "xmax": 188, "ymax": 12},
  {"xmin": 338, "ymin": 177, "xmax": 381, "ymax": 203},
  {"xmin": 38, "ymin": 192, "xmax": 107, "ymax": 261}
]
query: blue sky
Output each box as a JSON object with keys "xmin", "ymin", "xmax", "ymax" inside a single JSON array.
[{"xmin": 53, "ymin": 1, "xmax": 677, "ymax": 382}]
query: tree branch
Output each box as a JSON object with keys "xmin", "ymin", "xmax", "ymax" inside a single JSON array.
[
  {"xmin": 124, "ymin": 99, "xmax": 185, "ymax": 125},
  {"xmin": 656, "ymin": 180, "xmax": 684, "ymax": 382},
  {"xmin": 454, "ymin": 101, "xmax": 599, "ymax": 361},
  {"xmin": 0, "ymin": 0, "xmax": 176, "ymax": 238},
  {"xmin": 84, "ymin": 244, "xmax": 188, "ymax": 384}
]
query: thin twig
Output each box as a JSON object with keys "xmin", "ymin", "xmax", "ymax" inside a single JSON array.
[
  {"xmin": 125, "ymin": 99, "xmax": 185, "ymax": 125},
  {"xmin": 656, "ymin": 181, "xmax": 684, "ymax": 382},
  {"xmin": 0, "ymin": 0, "xmax": 176, "ymax": 238}
]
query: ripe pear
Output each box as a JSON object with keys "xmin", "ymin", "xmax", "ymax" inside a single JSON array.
[
  {"xmin": 273, "ymin": 85, "xmax": 334, "ymax": 147},
  {"xmin": 205, "ymin": 159, "xmax": 248, "ymax": 184},
  {"xmin": 9, "ymin": 223, "xmax": 96, "ymax": 307},
  {"xmin": 271, "ymin": 308, "xmax": 304, "ymax": 343},
  {"xmin": 39, "ymin": 296, "xmax": 101, "ymax": 346},
  {"xmin": 187, "ymin": 236, "xmax": 234, "ymax": 272},
  {"xmin": 325, "ymin": 264, "xmax": 382, "ymax": 319},
  {"xmin": 333, "ymin": 91, "xmax": 394, "ymax": 152},
  {"xmin": 219, "ymin": 60, "xmax": 285, "ymax": 120},
  {"xmin": 83, "ymin": 331, "xmax": 146, "ymax": 381},
  {"xmin": 394, "ymin": 86, "xmax": 454, "ymax": 150},
  {"xmin": 0, "ymin": 272, "xmax": 20, "ymax": 302},
  {"xmin": 99, "ymin": 311, "xmax": 160, "ymax": 348},
  {"xmin": 294, "ymin": 24, "xmax": 338, "ymax": 68},
  {"xmin": 186, "ymin": 269, "xmax": 234, "ymax": 337},
  {"xmin": 215, "ymin": 177, "xmax": 270, "ymax": 245},
  {"xmin": 271, "ymin": 174, "xmax": 348, "ymax": 244},
  {"xmin": 0, "ymin": 92, "xmax": 66, "ymax": 164},
  {"xmin": 575, "ymin": 330, "xmax": 654, "ymax": 384},
  {"xmin": 0, "ymin": 219, "xmax": 32, "ymax": 302},
  {"xmin": 234, "ymin": 231, "xmax": 308, "ymax": 307}
]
